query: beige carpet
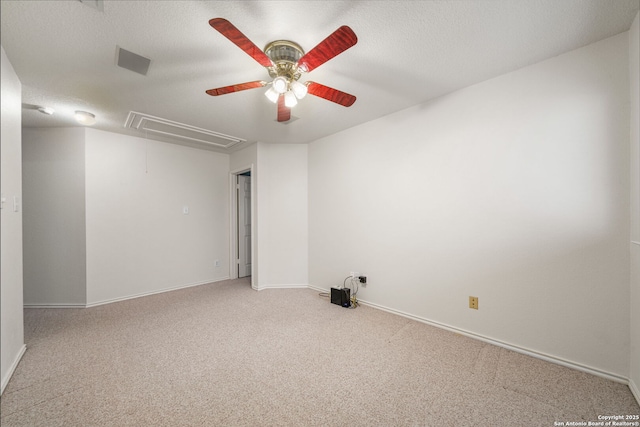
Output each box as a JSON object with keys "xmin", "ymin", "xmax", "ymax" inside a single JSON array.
[{"xmin": 1, "ymin": 278, "xmax": 638, "ymax": 426}]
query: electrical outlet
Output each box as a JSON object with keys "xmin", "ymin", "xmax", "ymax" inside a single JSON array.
[
  {"xmin": 358, "ymin": 276, "xmax": 367, "ymax": 284},
  {"xmin": 469, "ymin": 296, "xmax": 478, "ymax": 310}
]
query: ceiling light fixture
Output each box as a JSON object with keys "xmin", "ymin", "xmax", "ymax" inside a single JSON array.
[
  {"xmin": 22, "ymin": 103, "xmax": 55, "ymax": 115},
  {"xmin": 264, "ymin": 86, "xmax": 279, "ymax": 103},
  {"xmin": 265, "ymin": 77, "xmax": 308, "ymax": 107},
  {"xmin": 75, "ymin": 110, "xmax": 96, "ymax": 126},
  {"xmin": 290, "ymin": 80, "xmax": 307, "ymax": 100},
  {"xmin": 272, "ymin": 76, "xmax": 289, "ymax": 94},
  {"xmin": 284, "ymin": 91, "xmax": 298, "ymax": 108},
  {"xmin": 261, "ymin": 40, "xmax": 309, "ymax": 109},
  {"xmin": 37, "ymin": 106, "xmax": 54, "ymax": 115}
]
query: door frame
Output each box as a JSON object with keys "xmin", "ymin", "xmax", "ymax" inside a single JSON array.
[{"xmin": 229, "ymin": 164, "xmax": 256, "ymax": 289}]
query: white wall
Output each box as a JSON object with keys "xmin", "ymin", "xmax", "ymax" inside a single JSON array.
[
  {"xmin": 309, "ymin": 33, "xmax": 630, "ymax": 379},
  {"xmin": 23, "ymin": 127, "xmax": 87, "ymax": 306},
  {"xmin": 629, "ymin": 12, "xmax": 640, "ymax": 402},
  {"xmin": 1, "ymin": 46, "xmax": 25, "ymax": 394},
  {"xmin": 230, "ymin": 144, "xmax": 257, "ymax": 172},
  {"xmin": 256, "ymin": 143, "xmax": 308, "ymax": 289},
  {"xmin": 84, "ymin": 129, "xmax": 231, "ymax": 305}
]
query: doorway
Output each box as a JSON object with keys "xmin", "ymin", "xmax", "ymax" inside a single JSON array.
[
  {"xmin": 230, "ymin": 166, "xmax": 254, "ymax": 286},
  {"xmin": 236, "ymin": 171, "xmax": 251, "ymax": 278}
]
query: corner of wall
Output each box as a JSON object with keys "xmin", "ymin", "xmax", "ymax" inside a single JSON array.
[
  {"xmin": 1, "ymin": 45, "xmax": 25, "ymax": 395},
  {"xmin": 1, "ymin": 345, "xmax": 26, "ymax": 395},
  {"xmin": 628, "ymin": 10, "xmax": 640, "ymax": 406}
]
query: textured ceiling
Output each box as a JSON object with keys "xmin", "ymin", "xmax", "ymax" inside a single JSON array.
[{"xmin": 1, "ymin": 0, "xmax": 639, "ymax": 152}]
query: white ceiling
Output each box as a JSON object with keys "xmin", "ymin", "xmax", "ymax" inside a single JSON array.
[{"xmin": 1, "ymin": 0, "xmax": 638, "ymax": 152}]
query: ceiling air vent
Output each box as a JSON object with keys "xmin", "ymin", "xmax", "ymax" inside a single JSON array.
[
  {"xmin": 116, "ymin": 47, "xmax": 151, "ymax": 76},
  {"xmin": 124, "ymin": 111, "xmax": 245, "ymax": 149}
]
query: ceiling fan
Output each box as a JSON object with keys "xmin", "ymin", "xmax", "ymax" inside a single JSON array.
[{"xmin": 206, "ymin": 18, "xmax": 358, "ymax": 122}]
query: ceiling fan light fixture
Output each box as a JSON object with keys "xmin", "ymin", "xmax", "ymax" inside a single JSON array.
[
  {"xmin": 290, "ymin": 80, "xmax": 307, "ymax": 99},
  {"xmin": 272, "ymin": 76, "xmax": 289, "ymax": 94},
  {"xmin": 264, "ymin": 86, "xmax": 279, "ymax": 103},
  {"xmin": 75, "ymin": 110, "xmax": 96, "ymax": 126},
  {"xmin": 284, "ymin": 91, "xmax": 298, "ymax": 108}
]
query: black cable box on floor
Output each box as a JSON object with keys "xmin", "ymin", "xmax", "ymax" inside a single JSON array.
[{"xmin": 330, "ymin": 287, "xmax": 351, "ymax": 307}]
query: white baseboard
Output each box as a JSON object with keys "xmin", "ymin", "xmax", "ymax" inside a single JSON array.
[
  {"xmin": 24, "ymin": 303, "xmax": 85, "ymax": 309},
  {"xmin": 1, "ymin": 344, "xmax": 26, "ymax": 395},
  {"xmin": 630, "ymin": 377, "xmax": 640, "ymax": 406},
  {"xmin": 307, "ymin": 284, "xmax": 329, "ymax": 293},
  {"xmin": 25, "ymin": 278, "xmax": 233, "ymax": 309},
  {"xmin": 359, "ymin": 297, "xmax": 627, "ymax": 384},
  {"xmin": 255, "ymin": 284, "xmax": 309, "ymax": 291},
  {"xmin": 86, "ymin": 277, "xmax": 230, "ymax": 308},
  {"xmin": 307, "ymin": 285, "xmax": 628, "ymax": 385}
]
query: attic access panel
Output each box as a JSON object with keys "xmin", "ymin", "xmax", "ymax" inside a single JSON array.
[{"xmin": 124, "ymin": 111, "xmax": 245, "ymax": 149}]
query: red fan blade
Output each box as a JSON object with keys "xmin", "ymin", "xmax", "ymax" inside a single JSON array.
[
  {"xmin": 306, "ymin": 82, "xmax": 356, "ymax": 107},
  {"xmin": 209, "ymin": 18, "xmax": 273, "ymax": 68},
  {"xmin": 277, "ymin": 95, "xmax": 291, "ymax": 122},
  {"xmin": 206, "ymin": 81, "xmax": 266, "ymax": 96},
  {"xmin": 297, "ymin": 26, "xmax": 357, "ymax": 73}
]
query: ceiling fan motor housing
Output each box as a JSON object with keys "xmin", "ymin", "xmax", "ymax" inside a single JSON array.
[{"xmin": 264, "ymin": 40, "xmax": 305, "ymax": 81}]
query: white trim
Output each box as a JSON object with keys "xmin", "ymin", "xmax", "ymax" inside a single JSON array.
[
  {"xmin": 1, "ymin": 344, "xmax": 26, "ymax": 395},
  {"xmin": 24, "ymin": 303, "xmax": 85, "ymax": 309},
  {"xmin": 307, "ymin": 284, "xmax": 328, "ymax": 293},
  {"xmin": 630, "ymin": 378, "xmax": 640, "ymax": 406},
  {"xmin": 85, "ymin": 277, "xmax": 229, "ymax": 308},
  {"xmin": 24, "ymin": 277, "xmax": 235, "ymax": 309},
  {"xmin": 256, "ymin": 284, "xmax": 309, "ymax": 291},
  {"xmin": 307, "ymin": 285, "xmax": 628, "ymax": 385}
]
